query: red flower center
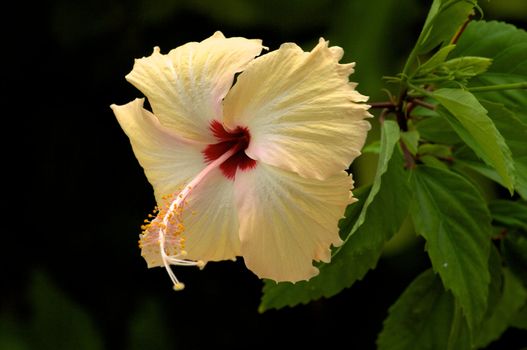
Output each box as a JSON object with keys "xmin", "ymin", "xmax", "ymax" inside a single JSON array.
[{"xmin": 202, "ymin": 120, "xmax": 257, "ymax": 180}]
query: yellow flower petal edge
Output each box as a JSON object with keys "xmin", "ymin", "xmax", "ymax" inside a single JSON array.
[
  {"xmin": 126, "ymin": 31, "xmax": 264, "ymax": 143},
  {"xmin": 223, "ymin": 38, "xmax": 372, "ymax": 180},
  {"xmin": 234, "ymin": 163, "xmax": 354, "ymax": 282},
  {"xmin": 110, "ymin": 98, "xmax": 205, "ymax": 203}
]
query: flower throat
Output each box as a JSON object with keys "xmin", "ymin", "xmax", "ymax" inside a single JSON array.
[{"xmin": 202, "ymin": 120, "xmax": 257, "ymax": 180}]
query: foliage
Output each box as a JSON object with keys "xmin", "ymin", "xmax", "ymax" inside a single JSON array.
[
  {"xmin": 0, "ymin": 272, "xmax": 104, "ymax": 350},
  {"xmin": 260, "ymin": 0, "xmax": 527, "ymax": 348},
  {"xmin": 5, "ymin": 0, "xmax": 526, "ymax": 349}
]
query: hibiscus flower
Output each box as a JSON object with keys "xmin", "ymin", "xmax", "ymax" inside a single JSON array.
[{"xmin": 111, "ymin": 31, "xmax": 371, "ymax": 290}]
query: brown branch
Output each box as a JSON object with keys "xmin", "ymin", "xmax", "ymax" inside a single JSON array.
[
  {"xmin": 450, "ymin": 13, "xmax": 474, "ymax": 45},
  {"xmin": 410, "ymin": 98, "xmax": 436, "ymax": 110},
  {"xmin": 395, "ymin": 107, "xmax": 408, "ymax": 132},
  {"xmin": 399, "ymin": 140, "xmax": 415, "ymax": 169},
  {"xmin": 378, "ymin": 108, "xmax": 390, "ymax": 124},
  {"xmin": 369, "ymin": 101, "xmax": 397, "ymax": 109}
]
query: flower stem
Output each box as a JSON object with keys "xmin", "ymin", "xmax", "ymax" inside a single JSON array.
[{"xmin": 468, "ymin": 82, "xmax": 527, "ymax": 93}]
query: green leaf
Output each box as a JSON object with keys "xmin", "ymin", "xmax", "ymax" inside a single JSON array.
[
  {"xmin": 414, "ymin": 44, "xmax": 457, "ymax": 76},
  {"xmin": 417, "ymin": 143, "xmax": 453, "ymax": 170},
  {"xmin": 419, "ymin": 155, "xmax": 449, "ymax": 170},
  {"xmin": 511, "ymin": 301, "xmax": 527, "ymax": 330},
  {"xmin": 260, "ymin": 121, "xmax": 411, "ymax": 311},
  {"xmin": 440, "ymin": 56, "xmax": 492, "ymax": 80},
  {"xmin": 416, "ymin": 0, "xmax": 476, "ymax": 55},
  {"xmin": 346, "ymin": 120, "xmax": 401, "ymax": 237},
  {"xmin": 410, "ymin": 166, "xmax": 492, "ymax": 331},
  {"xmin": 454, "ymin": 102, "xmax": 527, "ymax": 198},
  {"xmin": 418, "ymin": 144, "xmax": 452, "ymax": 159},
  {"xmin": 127, "ymin": 299, "xmax": 173, "ymax": 350},
  {"xmin": 452, "ymin": 21, "xmax": 527, "ymax": 78},
  {"xmin": 362, "ymin": 140, "xmax": 381, "ymax": 154},
  {"xmin": 447, "ymin": 308, "xmax": 472, "ymax": 350},
  {"xmin": 441, "ymin": 56, "xmax": 492, "ymax": 75},
  {"xmin": 455, "ymin": 101, "xmax": 527, "ymax": 199},
  {"xmin": 452, "ymin": 145, "xmax": 509, "ymax": 191},
  {"xmin": 415, "ymin": 115, "xmax": 462, "ymax": 145},
  {"xmin": 377, "ymin": 269, "xmax": 470, "ymax": 350},
  {"xmin": 29, "ymin": 271, "xmax": 103, "ymax": 350},
  {"xmin": 484, "ymin": 246, "xmax": 504, "ymax": 322},
  {"xmin": 434, "ymin": 88, "xmax": 516, "ymax": 192},
  {"xmin": 401, "ymin": 130, "xmax": 419, "ymax": 155},
  {"xmin": 489, "ymin": 199, "xmax": 527, "ymax": 230},
  {"xmin": 0, "ymin": 314, "xmax": 29, "ymax": 350},
  {"xmin": 502, "ymin": 230, "xmax": 527, "ymax": 287},
  {"xmin": 412, "ymin": 104, "xmax": 441, "ymax": 118},
  {"xmin": 474, "ymin": 269, "xmax": 527, "ymax": 348},
  {"xmin": 482, "ymin": 101, "xmax": 527, "ymax": 199},
  {"xmin": 451, "ymin": 20, "xmax": 527, "ymax": 122},
  {"xmin": 414, "ymin": 55, "xmax": 492, "ymax": 84}
]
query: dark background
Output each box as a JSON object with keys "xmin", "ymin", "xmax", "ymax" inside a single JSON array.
[{"xmin": 2, "ymin": 0, "xmax": 526, "ymax": 349}]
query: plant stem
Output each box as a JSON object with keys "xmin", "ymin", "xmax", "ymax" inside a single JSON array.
[
  {"xmin": 369, "ymin": 101, "xmax": 396, "ymax": 109},
  {"xmin": 378, "ymin": 108, "xmax": 390, "ymax": 123},
  {"xmin": 407, "ymin": 83, "xmax": 434, "ymax": 97},
  {"xmin": 468, "ymin": 82, "xmax": 527, "ymax": 93},
  {"xmin": 411, "ymin": 99, "xmax": 436, "ymax": 110},
  {"xmin": 410, "ymin": 76, "xmax": 451, "ymax": 84},
  {"xmin": 450, "ymin": 14, "xmax": 474, "ymax": 45},
  {"xmin": 399, "ymin": 140, "xmax": 415, "ymax": 169}
]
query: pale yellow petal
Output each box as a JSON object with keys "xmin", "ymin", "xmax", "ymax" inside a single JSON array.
[
  {"xmin": 223, "ymin": 38, "xmax": 371, "ymax": 180},
  {"xmin": 180, "ymin": 169, "xmax": 241, "ymax": 262},
  {"xmin": 110, "ymin": 99, "xmax": 205, "ymax": 202},
  {"xmin": 234, "ymin": 163, "xmax": 354, "ymax": 282},
  {"xmin": 126, "ymin": 32, "xmax": 263, "ymax": 143}
]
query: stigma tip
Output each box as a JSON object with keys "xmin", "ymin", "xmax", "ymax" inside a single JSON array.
[{"xmin": 173, "ymin": 282, "xmax": 185, "ymax": 291}]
